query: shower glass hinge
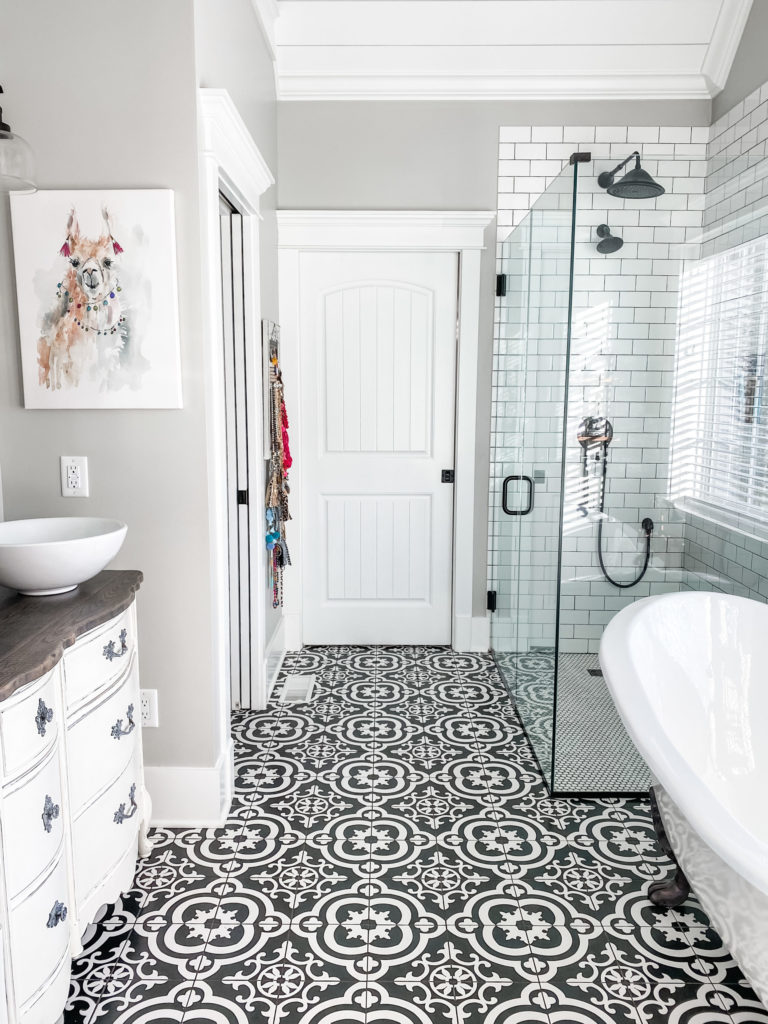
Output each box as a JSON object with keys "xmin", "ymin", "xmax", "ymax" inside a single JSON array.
[
  {"xmin": 237, "ymin": 489, "xmax": 248, "ymax": 505},
  {"xmin": 487, "ymin": 590, "xmax": 497, "ymax": 612},
  {"xmin": 496, "ymin": 274, "xmax": 507, "ymax": 297},
  {"xmin": 441, "ymin": 469, "xmax": 455, "ymax": 483}
]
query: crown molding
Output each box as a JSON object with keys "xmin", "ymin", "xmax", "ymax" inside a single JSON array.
[
  {"xmin": 276, "ymin": 72, "xmax": 716, "ymax": 102},
  {"xmin": 250, "ymin": 0, "xmax": 279, "ymax": 60},
  {"xmin": 702, "ymin": 0, "xmax": 753, "ymax": 94},
  {"xmin": 199, "ymin": 89, "xmax": 275, "ymax": 199},
  {"xmin": 277, "ymin": 210, "xmax": 495, "ymax": 250},
  {"xmin": 270, "ymin": 0, "xmax": 744, "ymax": 103}
]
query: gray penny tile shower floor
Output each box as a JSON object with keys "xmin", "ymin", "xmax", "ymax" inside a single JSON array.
[
  {"xmin": 65, "ymin": 646, "xmax": 768, "ymax": 1023},
  {"xmin": 496, "ymin": 649, "xmax": 652, "ymax": 794}
]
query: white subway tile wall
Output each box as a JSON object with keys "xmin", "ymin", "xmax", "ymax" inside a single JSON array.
[
  {"xmin": 682, "ymin": 78, "xmax": 768, "ymax": 597},
  {"xmin": 490, "ymin": 126, "xmax": 707, "ymax": 656},
  {"xmin": 490, "ymin": 82, "xmax": 768, "ymax": 657}
]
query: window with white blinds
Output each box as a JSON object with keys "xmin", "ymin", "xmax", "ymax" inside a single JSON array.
[{"xmin": 671, "ymin": 236, "xmax": 768, "ymax": 534}]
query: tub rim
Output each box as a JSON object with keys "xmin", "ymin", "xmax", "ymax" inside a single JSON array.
[{"xmin": 600, "ymin": 591, "xmax": 768, "ymax": 897}]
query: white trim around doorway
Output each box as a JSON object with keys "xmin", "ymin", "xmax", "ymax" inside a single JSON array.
[
  {"xmin": 183, "ymin": 88, "xmax": 275, "ymax": 825},
  {"xmin": 277, "ymin": 209, "xmax": 494, "ymax": 653}
]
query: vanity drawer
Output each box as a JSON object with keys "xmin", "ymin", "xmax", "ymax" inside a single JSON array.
[
  {"xmin": 64, "ymin": 606, "xmax": 136, "ymax": 708},
  {"xmin": 73, "ymin": 754, "xmax": 140, "ymax": 911},
  {"xmin": 0, "ymin": 668, "xmax": 60, "ymax": 777},
  {"xmin": 3, "ymin": 746, "xmax": 64, "ymax": 899},
  {"xmin": 19, "ymin": 950, "xmax": 69, "ymax": 1024},
  {"xmin": 67, "ymin": 657, "xmax": 139, "ymax": 814},
  {"xmin": 9, "ymin": 853, "xmax": 70, "ymax": 1009}
]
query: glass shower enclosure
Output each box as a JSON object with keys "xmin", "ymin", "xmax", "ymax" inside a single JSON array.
[{"xmin": 489, "ymin": 149, "xmax": 693, "ymax": 796}]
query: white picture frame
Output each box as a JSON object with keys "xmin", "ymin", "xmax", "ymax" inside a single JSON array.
[{"xmin": 10, "ymin": 188, "xmax": 183, "ymax": 409}]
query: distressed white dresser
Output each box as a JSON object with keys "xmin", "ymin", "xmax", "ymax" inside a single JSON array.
[{"xmin": 0, "ymin": 570, "xmax": 150, "ymax": 1024}]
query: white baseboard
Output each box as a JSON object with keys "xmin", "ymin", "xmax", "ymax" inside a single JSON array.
[
  {"xmin": 283, "ymin": 611, "xmax": 302, "ymax": 651},
  {"xmin": 264, "ymin": 617, "xmax": 287, "ymax": 703},
  {"xmin": 453, "ymin": 613, "xmax": 490, "ymax": 653},
  {"xmin": 145, "ymin": 737, "xmax": 234, "ymax": 827},
  {"xmin": 471, "ymin": 613, "xmax": 490, "ymax": 652}
]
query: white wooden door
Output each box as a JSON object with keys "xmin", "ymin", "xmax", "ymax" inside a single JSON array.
[{"xmin": 300, "ymin": 251, "xmax": 458, "ymax": 644}]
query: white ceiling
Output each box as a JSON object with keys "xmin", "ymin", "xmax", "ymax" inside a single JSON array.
[{"xmin": 252, "ymin": 0, "xmax": 753, "ymax": 101}]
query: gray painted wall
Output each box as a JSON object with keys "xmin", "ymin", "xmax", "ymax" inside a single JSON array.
[
  {"xmin": 712, "ymin": 0, "xmax": 768, "ymax": 121},
  {"xmin": 0, "ymin": 0, "xmax": 278, "ymax": 783},
  {"xmin": 277, "ymin": 98, "xmax": 711, "ymax": 617}
]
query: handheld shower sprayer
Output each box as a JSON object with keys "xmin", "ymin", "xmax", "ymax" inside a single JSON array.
[
  {"xmin": 577, "ymin": 417, "xmax": 654, "ymax": 589},
  {"xmin": 577, "ymin": 416, "xmax": 613, "ymax": 476}
]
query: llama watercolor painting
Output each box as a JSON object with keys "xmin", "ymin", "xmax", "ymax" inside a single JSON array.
[
  {"xmin": 10, "ymin": 190, "xmax": 182, "ymax": 409},
  {"xmin": 38, "ymin": 206, "xmax": 138, "ymax": 392}
]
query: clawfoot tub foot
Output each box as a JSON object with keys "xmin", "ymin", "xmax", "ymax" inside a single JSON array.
[
  {"xmin": 648, "ymin": 785, "xmax": 692, "ymax": 908},
  {"xmin": 648, "ymin": 866, "xmax": 691, "ymax": 908}
]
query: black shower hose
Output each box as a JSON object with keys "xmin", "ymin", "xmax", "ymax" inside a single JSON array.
[
  {"xmin": 596, "ymin": 447, "xmax": 654, "ymax": 589},
  {"xmin": 597, "ymin": 515, "xmax": 653, "ymax": 589}
]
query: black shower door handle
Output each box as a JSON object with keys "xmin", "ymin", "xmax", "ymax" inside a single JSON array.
[{"xmin": 502, "ymin": 475, "xmax": 534, "ymax": 516}]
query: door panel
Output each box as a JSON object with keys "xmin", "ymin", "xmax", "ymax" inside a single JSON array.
[
  {"xmin": 300, "ymin": 251, "xmax": 458, "ymax": 644},
  {"xmin": 325, "ymin": 495, "xmax": 431, "ymax": 601}
]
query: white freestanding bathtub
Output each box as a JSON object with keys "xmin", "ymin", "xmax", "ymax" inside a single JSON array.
[{"xmin": 600, "ymin": 591, "xmax": 768, "ymax": 1007}]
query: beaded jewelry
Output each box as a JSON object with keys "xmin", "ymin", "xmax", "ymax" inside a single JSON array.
[{"xmin": 264, "ymin": 323, "xmax": 290, "ymax": 608}]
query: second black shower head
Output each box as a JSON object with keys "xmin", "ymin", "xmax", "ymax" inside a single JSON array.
[{"xmin": 595, "ymin": 224, "xmax": 623, "ymax": 254}]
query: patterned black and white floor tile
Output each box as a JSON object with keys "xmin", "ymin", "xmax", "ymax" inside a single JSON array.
[{"xmin": 64, "ymin": 646, "xmax": 768, "ymax": 1023}]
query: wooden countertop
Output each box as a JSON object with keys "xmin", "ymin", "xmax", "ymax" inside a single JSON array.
[{"xmin": 0, "ymin": 569, "xmax": 143, "ymax": 702}]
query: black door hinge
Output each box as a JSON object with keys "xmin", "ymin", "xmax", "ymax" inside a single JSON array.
[
  {"xmin": 496, "ymin": 274, "xmax": 507, "ymax": 297},
  {"xmin": 441, "ymin": 469, "xmax": 455, "ymax": 483},
  {"xmin": 487, "ymin": 590, "xmax": 497, "ymax": 612},
  {"xmin": 237, "ymin": 489, "xmax": 248, "ymax": 505}
]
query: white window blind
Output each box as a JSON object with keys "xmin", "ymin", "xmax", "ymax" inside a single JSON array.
[{"xmin": 671, "ymin": 236, "xmax": 768, "ymax": 533}]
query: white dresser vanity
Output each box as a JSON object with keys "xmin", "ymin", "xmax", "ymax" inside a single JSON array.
[{"xmin": 0, "ymin": 570, "xmax": 149, "ymax": 1024}]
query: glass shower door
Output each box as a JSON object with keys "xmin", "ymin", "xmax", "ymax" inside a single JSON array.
[{"xmin": 490, "ymin": 161, "xmax": 578, "ymax": 786}]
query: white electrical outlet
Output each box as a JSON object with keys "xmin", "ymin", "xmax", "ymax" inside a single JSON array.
[
  {"xmin": 140, "ymin": 689, "xmax": 159, "ymax": 728},
  {"xmin": 60, "ymin": 456, "xmax": 89, "ymax": 498}
]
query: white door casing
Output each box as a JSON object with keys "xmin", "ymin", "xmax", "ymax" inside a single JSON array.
[
  {"xmin": 301, "ymin": 252, "xmax": 458, "ymax": 644},
  {"xmin": 277, "ymin": 211, "xmax": 495, "ymax": 651},
  {"xmin": 199, "ymin": 89, "xmax": 274, "ymax": 817}
]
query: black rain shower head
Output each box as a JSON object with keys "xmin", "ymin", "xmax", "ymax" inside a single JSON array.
[
  {"xmin": 595, "ymin": 224, "xmax": 623, "ymax": 254},
  {"xmin": 597, "ymin": 151, "xmax": 665, "ymax": 200}
]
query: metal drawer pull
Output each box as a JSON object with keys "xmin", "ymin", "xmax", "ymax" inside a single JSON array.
[
  {"xmin": 111, "ymin": 704, "xmax": 136, "ymax": 740},
  {"xmin": 46, "ymin": 901, "xmax": 67, "ymax": 928},
  {"xmin": 42, "ymin": 794, "xmax": 60, "ymax": 833},
  {"xmin": 103, "ymin": 628, "xmax": 129, "ymax": 662},
  {"xmin": 113, "ymin": 783, "xmax": 138, "ymax": 825},
  {"xmin": 35, "ymin": 698, "xmax": 54, "ymax": 737}
]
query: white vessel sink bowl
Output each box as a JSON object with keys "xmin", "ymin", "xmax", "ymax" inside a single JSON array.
[{"xmin": 0, "ymin": 517, "xmax": 127, "ymax": 596}]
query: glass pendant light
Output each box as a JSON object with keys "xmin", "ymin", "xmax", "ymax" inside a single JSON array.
[{"xmin": 0, "ymin": 86, "xmax": 36, "ymax": 194}]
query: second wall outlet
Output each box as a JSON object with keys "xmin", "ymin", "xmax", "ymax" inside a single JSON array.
[
  {"xmin": 60, "ymin": 456, "xmax": 89, "ymax": 497},
  {"xmin": 140, "ymin": 689, "xmax": 159, "ymax": 728}
]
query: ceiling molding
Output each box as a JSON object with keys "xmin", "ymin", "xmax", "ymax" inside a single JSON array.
[
  {"xmin": 277, "ymin": 73, "xmax": 716, "ymax": 103},
  {"xmin": 701, "ymin": 0, "xmax": 754, "ymax": 94},
  {"xmin": 250, "ymin": 0, "xmax": 279, "ymax": 60},
  {"xmin": 270, "ymin": 0, "xmax": 747, "ymax": 102},
  {"xmin": 277, "ymin": 210, "xmax": 495, "ymax": 250}
]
